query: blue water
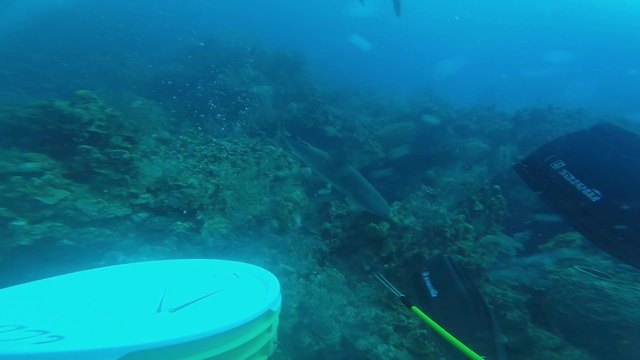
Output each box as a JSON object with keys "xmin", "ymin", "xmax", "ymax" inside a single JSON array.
[
  {"xmin": 1, "ymin": 1, "xmax": 640, "ymax": 360},
  {"xmin": 2, "ymin": 0, "xmax": 640, "ymax": 114}
]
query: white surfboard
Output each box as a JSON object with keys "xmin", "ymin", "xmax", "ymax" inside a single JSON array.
[{"xmin": 0, "ymin": 259, "xmax": 281, "ymax": 360}]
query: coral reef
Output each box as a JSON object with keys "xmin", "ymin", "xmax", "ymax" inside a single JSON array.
[{"xmin": 1, "ymin": 37, "xmax": 637, "ymax": 360}]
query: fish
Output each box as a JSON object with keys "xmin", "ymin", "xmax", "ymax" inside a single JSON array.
[
  {"xmin": 282, "ymin": 132, "xmax": 391, "ymax": 217},
  {"xmin": 357, "ymin": 0, "xmax": 402, "ymax": 17}
]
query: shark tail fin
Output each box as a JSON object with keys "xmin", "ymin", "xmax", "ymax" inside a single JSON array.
[{"xmin": 393, "ymin": 0, "xmax": 402, "ymax": 17}]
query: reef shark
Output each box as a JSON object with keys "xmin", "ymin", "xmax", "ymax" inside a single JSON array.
[
  {"xmin": 358, "ymin": 0, "xmax": 402, "ymax": 17},
  {"xmin": 282, "ymin": 132, "xmax": 391, "ymax": 217}
]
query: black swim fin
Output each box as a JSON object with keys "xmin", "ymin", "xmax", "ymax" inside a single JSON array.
[
  {"xmin": 413, "ymin": 256, "xmax": 508, "ymax": 360},
  {"xmin": 515, "ymin": 123, "xmax": 640, "ymax": 268}
]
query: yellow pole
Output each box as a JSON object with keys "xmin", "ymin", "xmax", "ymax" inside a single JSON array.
[{"xmin": 408, "ymin": 304, "xmax": 484, "ymax": 360}]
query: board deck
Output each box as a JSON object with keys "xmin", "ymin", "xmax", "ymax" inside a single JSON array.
[{"xmin": 0, "ymin": 259, "xmax": 281, "ymax": 359}]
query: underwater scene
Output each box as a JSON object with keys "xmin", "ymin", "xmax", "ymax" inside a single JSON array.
[{"xmin": 1, "ymin": 1, "xmax": 639, "ymax": 359}]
